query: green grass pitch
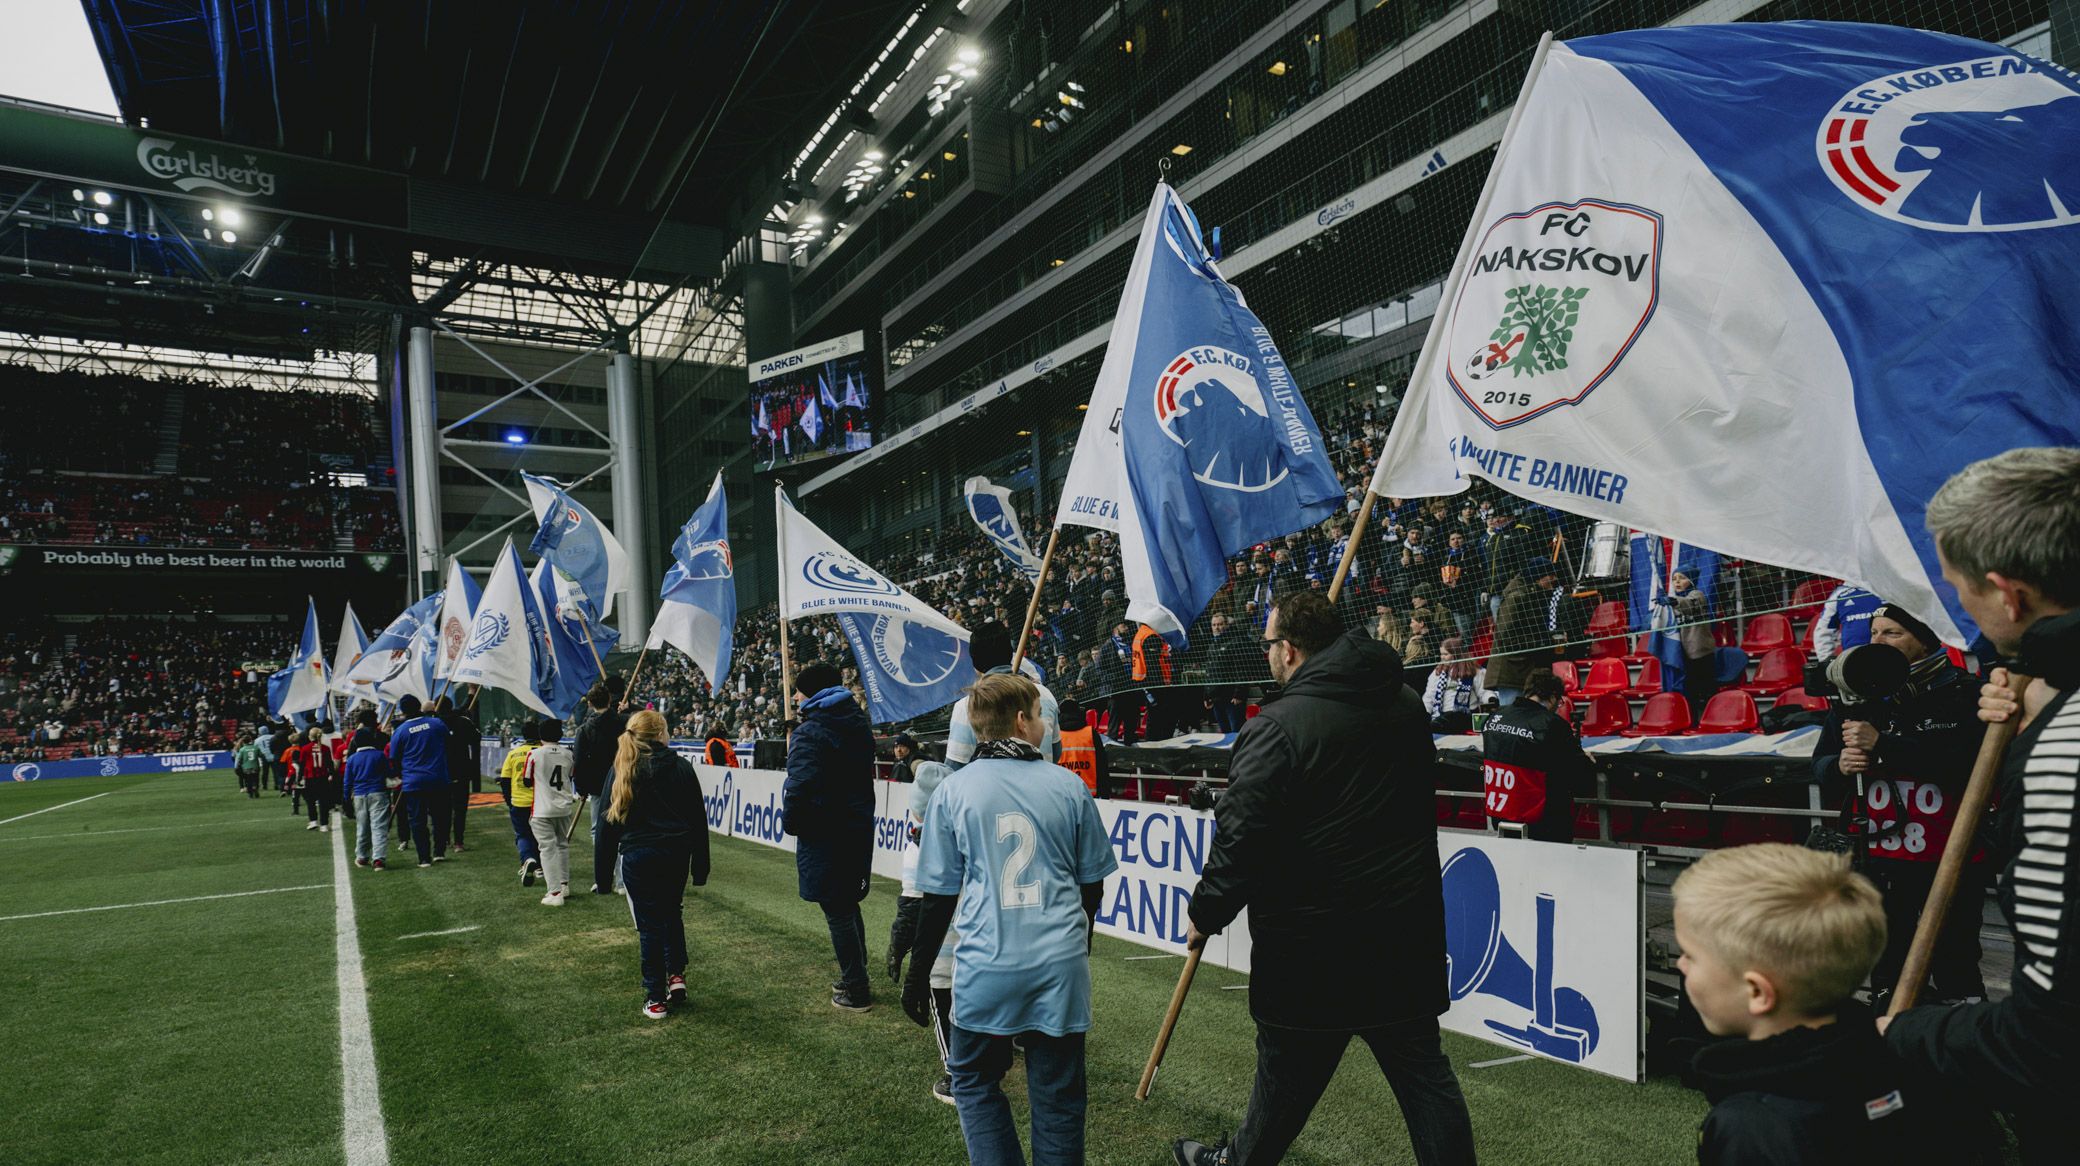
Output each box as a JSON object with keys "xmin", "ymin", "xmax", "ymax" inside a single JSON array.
[{"xmin": 0, "ymin": 771, "xmax": 1707, "ymax": 1164}]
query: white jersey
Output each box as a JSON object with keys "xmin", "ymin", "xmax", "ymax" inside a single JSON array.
[
  {"xmin": 946, "ymin": 670, "xmax": 1059, "ymax": 769},
  {"xmin": 525, "ymin": 743, "xmax": 579, "ymax": 818}
]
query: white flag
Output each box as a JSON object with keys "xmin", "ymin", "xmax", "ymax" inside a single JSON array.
[
  {"xmin": 431, "ymin": 559, "xmax": 484, "ymax": 681},
  {"xmin": 327, "ymin": 603, "xmax": 369, "ymax": 697},
  {"xmin": 450, "ymin": 539, "xmax": 554, "ymax": 716},
  {"xmin": 775, "ymin": 487, "xmax": 967, "ymax": 639}
]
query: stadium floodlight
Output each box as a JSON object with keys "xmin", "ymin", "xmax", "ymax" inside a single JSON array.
[
  {"xmin": 934, "ymin": 73, "xmax": 952, "ymax": 86},
  {"xmin": 91, "ymin": 211, "xmax": 110, "ymax": 226},
  {"xmin": 202, "ymin": 208, "xmax": 215, "ymax": 221},
  {"xmin": 219, "ymin": 207, "xmax": 244, "ymax": 227},
  {"xmin": 957, "ymin": 45, "xmax": 980, "ymax": 64},
  {"xmin": 504, "ymin": 431, "xmax": 527, "ymax": 445},
  {"xmin": 1171, "ymin": 143, "xmax": 1192, "ymax": 155},
  {"xmin": 220, "ymin": 230, "xmax": 238, "ymax": 244},
  {"xmin": 1268, "ymin": 60, "xmax": 1288, "ymax": 76},
  {"xmin": 865, "ymin": 150, "xmax": 884, "ymax": 161},
  {"xmin": 70, "ymin": 188, "xmax": 84, "ymax": 201},
  {"xmin": 1066, "ymin": 81, "xmax": 1085, "ymax": 92},
  {"xmin": 91, "ymin": 190, "xmax": 113, "ymax": 206}
]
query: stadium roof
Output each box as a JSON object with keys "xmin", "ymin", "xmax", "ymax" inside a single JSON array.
[{"xmin": 0, "ymin": 1, "xmax": 918, "ymax": 359}]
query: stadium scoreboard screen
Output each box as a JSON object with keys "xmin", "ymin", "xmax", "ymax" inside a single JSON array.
[{"xmin": 750, "ymin": 330, "xmax": 876, "ymax": 472}]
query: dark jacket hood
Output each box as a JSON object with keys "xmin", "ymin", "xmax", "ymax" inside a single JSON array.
[
  {"xmin": 1690, "ymin": 1003, "xmax": 1893, "ymax": 1105},
  {"xmin": 803, "ymin": 685, "xmax": 859, "ymax": 713},
  {"xmin": 1277, "ymin": 634, "xmax": 1406, "ymax": 709}
]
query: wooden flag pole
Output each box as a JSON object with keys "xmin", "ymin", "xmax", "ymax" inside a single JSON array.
[
  {"xmin": 563, "ymin": 796, "xmax": 588, "ymax": 843},
  {"xmin": 577, "ymin": 617, "xmax": 607, "ymax": 674},
  {"xmin": 776, "ymin": 484, "xmax": 797, "ymax": 716},
  {"xmin": 621, "ymin": 641, "xmax": 653, "ymax": 711},
  {"xmin": 1136, "ymin": 947, "xmax": 1204, "ymax": 1100},
  {"xmin": 1887, "ymin": 679, "xmax": 2030, "ymax": 1015},
  {"xmin": 779, "ymin": 614, "xmax": 796, "ymax": 714},
  {"xmin": 1011, "ymin": 527, "xmax": 1063, "ymax": 673},
  {"xmin": 1325, "ymin": 490, "xmax": 1379, "ymax": 605}
]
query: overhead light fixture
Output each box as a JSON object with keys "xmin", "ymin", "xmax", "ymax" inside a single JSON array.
[
  {"xmin": 934, "ymin": 73, "xmax": 952, "ymax": 86},
  {"xmin": 70, "ymin": 188, "xmax": 84, "ymax": 202},
  {"xmin": 218, "ymin": 207, "xmax": 243, "ymax": 227},
  {"xmin": 1016, "ymin": 429, "xmax": 1032, "ymax": 437},
  {"xmin": 220, "ymin": 229, "xmax": 237, "ymax": 244},
  {"xmin": 1067, "ymin": 81, "xmax": 1086, "ymax": 93},
  {"xmin": 943, "ymin": 150, "xmax": 958, "ymax": 161},
  {"xmin": 864, "ymin": 150, "xmax": 884, "ymax": 161},
  {"xmin": 1375, "ymin": 384, "xmax": 1390, "ymax": 395},
  {"xmin": 957, "ymin": 45, "xmax": 980, "ymax": 64},
  {"xmin": 1049, "ymin": 258, "xmax": 1065, "ymax": 267},
  {"xmin": 1030, "ymin": 117, "xmax": 1044, "ymax": 128},
  {"xmin": 91, "ymin": 211, "xmax": 110, "ymax": 226},
  {"xmin": 1171, "ymin": 143, "xmax": 1192, "ymax": 155},
  {"xmin": 1058, "ymin": 91, "xmax": 1083, "ymax": 108},
  {"xmin": 1122, "ymin": 38, "xmax": 1133, "ymax": 53},
  {"xmin": 504, "ymin": 431, "xmax": 527, "ymax": 445},
  {"xmin": 1268, "ymin": 60, "xmax": 1288, "ymax": 76},
  {"xmin": 91, "ymin": 190, "xmax": 113, "ymax": 207},
  {"xmin": 1077, "ymin": 403, "xmax": 1089, "ymax": 411}
]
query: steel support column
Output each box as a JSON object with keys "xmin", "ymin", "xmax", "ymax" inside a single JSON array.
[
  {"xmin": 406, "ymin": 326, "xmax": 444, "ymax": 598},
  {"xmin": 607, "ymin": 350, "xmax": 650, "ymax": 648}
]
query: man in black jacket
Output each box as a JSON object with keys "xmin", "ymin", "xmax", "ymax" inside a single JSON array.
[
  {"xmin": 1883, "ymin": 447, "xmax": 2080, "ymax": 1162},
  {"xmin": 435, "ymin": 695, "xmax": 480, "ymax": 852},
  {"xmin": 1174, "ymin": 592, "xmax": 1475, "ymax": 1166},
  {"xmin": 1479, "ymin": 670, "xmax": 1592, "ymax": 843},
  {"xmin": 574, "ymin": 680, "xmax": 628, "ymax": 895},
  {"xmin": 785, "ymin": 661, "xmax": 878, "ymax": 1012}
]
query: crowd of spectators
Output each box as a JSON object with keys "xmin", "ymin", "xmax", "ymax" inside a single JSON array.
[
  {"xmin": 0, "ymin": 618, "xmax": 280, "ymax": 762},
  {"xmin": 0, "ymin": 362, "xmax": 400, "ymax": 553}
]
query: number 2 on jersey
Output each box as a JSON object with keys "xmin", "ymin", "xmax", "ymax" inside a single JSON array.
[{"xmin": 996, "ymin": 811, "xmax": 1041, "ymax": 909}]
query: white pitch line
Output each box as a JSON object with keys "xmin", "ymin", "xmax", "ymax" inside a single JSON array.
[
  {"xmin": 395, "ymin": 925, "xmax": 481, "ymax": 941},
  {"xmin": 331, "ymin": 812, "xmax": 390, "ymax": 1166},
  {"xmin": 0, "ymin": 883, "xmax": 325, "ymax": 922},
  {"xmin": 1469, "ymin": 1054, "xmax": 1535, "ymax": 1069},
  {"xmin": 0, "ymin": 816, "xmax": 280, "ymax": 843},
  {"xmin": 0, "ymin": 790, "xmax": 113, "ymax": 827}
]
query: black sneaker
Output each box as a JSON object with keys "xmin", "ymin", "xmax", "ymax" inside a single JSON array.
[
  {"xmin": 830, "ymin": 986, "xmax": 873, "ymax": 1013},
  {"xmin": 522, "ymin": 860, "xmax": 539, "ymax": 887},
  {"xmin": 1173, "ymin": 1138, "xmax": 1231, "ymax": 1166},
  {"xmin": 932, "ymin": 1075, "xmax": 956, "ymax": 1106},
  {"xmin": 668, "ymin": 975, "xmax": 687, "ymax": 1005}
]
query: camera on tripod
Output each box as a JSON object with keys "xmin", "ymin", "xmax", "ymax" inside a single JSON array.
[{"xmin": 1802, "ymin": 641, "xmax": 1910, "ymax": 719}]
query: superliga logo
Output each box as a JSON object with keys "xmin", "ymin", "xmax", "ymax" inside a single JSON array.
[
  {"xmin": 1817, "ymin": 54, "xmax": 2080, "ymax": 232},
  {"xmin": 1446, "ymin": 198, "xmax": 1662, "ymax": 430}
]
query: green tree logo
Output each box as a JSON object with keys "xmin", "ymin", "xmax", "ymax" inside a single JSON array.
[{"xmin": 1492, "ymin": 284, "xmax": 1589, "ymax": 376}]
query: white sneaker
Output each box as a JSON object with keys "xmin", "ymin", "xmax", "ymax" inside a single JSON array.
[
  {"xmin": 541, "ymin": 891, "xmax": 566, "ymax": 907},
  {"xmin": 319, "ymin": 825, "xmax": 330, "ymax": 833},
  {"xmin": 306, "ymin": 821, "xmax": 319, "ymax": 831}
]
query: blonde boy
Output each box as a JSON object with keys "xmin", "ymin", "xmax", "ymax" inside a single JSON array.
[{"xmin": 1673, "ymin": 843, "xmax": 1981, "ymax": 1163}]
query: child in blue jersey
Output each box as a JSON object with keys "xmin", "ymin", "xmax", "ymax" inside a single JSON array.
[
  {"xmin": 903, "ymin": 673, "xmax": 1119, "ymax": 1165},
  {"xmin": 944, "ymin": 622, "xmax": 1060, "ymax": 769}
]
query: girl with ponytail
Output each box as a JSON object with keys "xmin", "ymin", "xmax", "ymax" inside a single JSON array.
[{"xmin": 607, "ymin": 709, "xmax": 711, "ymax": 1019}]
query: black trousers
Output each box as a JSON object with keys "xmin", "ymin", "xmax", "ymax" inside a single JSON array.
[
  {"xmin": 1108, "ymin": 692, "xmax": 1143, "ymax": 744},
  {"xmin": 1232, "ymin": 1016, "xmax": 1475, "ymax": 1166},
  {"xmin": 1867, "ymin": 859, "xmax": 1988, "ymax": 1000},
  {"xmin": 449, "ymin": 781, "xmax": 471, "ymax": 846},
  {"xmin": 405, "ymin": 791, "xmax": 452, "ymax": 864}
]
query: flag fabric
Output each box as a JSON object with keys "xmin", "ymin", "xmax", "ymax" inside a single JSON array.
[
  {"xmin": 430, "ymin": 560, "xmax": 485, "ymax": 681},
  {"xmin": 452, "ymin": 539, "xmax": 554, "ymax": 717},
  {"xmin": 342, "ymin": 593, "xmax": 441, "ymax": 703},
  {"xmin": 649, "ymin": 472, "xmax": 737, "ymax": 693},
  {"xmin": 836, "ymin": 613, "xmax": 976, "ymax": 725},
  {"xmin": 1368, "ymin": 23, "xmax": 2080, "ymax": 646},
  {"xmin": 801, "ymin": 393, "xmax": 826, "ymax": 446},
  {"xmin": 523, "ymin": 471, "xmax": 629, "ymax": 621},
  {"xmin": 1070, "ymin": 183, "xmax": 1344, "ymax": 646},
  {"xmin": 267, "ymin": 598, "xmax": 330, "ymax": 717},
  {"xmin": 327, "ymin": 603, "xmax": 368, "ymax": 697},
  {"xmin": 964, "ymin": 476, "xmax": 1044, "ymax": 582},
  {"xmin": 530, "ymin": 560, "xmax": 608, "ymax": 719},
  {"xmin": 775, "ymin": 487, "xmax": 969, "ymax": 639},
  {"xmin": 819, "ymin": 370, "xmax": 839, "ymax": 414},
  {"xmin": 840, "ymin": 371, "xmax": 866, "ymax": 412},
  {"xmin": 1627, "ymin": 533, "xmax": 1721, "ymax": 692},
  {"xmin": 754, "ymin": 393, "xmax": 769, "ymax": 438}
]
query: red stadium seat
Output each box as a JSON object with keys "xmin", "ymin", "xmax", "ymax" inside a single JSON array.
[
  {"xmin": 1695, "ymin": 690, "xmax": 1761, "ymax": 734},
  {"xmin": 1624, "ymin": 633, "xmax": 1654, "ymax": 663},
  {"xmin": 1623, "ymin": 655, "xmax": 1664, "ymax": 698},
  {"xmin": 1775, "ymin": 687, "xmax": 1829, "ymax": 712},
  {"xmin": 1741, "ymin": 648, "xmax": 1804, "ymax": 695},
  {"xmin": 1244, "ymin": 703, "xmax": 1261, "ymax": 720},
  {"xmin": 1788, "ymin": 578, "xmax": 1839, "ymax": 624},
  {"xmin": 1585, "ymin": 601, "xmax": 1629, "ymax": 658},
  {"xmin": 1624, "ymin": 693, "xmax": 1693, "ymax": 737},
  {"xmin": 1554, "ymin": 696, "xmax": 1576, "ymax": 725},
  {"xmin": 1581, "ymin": 693, "xmax": 1633, "ymax": 737},
  {"xmin": 1740, "ymin": 613, "xmax": 1795, "ymax": 656},
  {"xmin": 1580, "ymin": 657, "xmax": 1629, "ymax": 697},
  {"xmin": 1552, "ymin": 660, "xmax": 1582, "ymax": 697}
]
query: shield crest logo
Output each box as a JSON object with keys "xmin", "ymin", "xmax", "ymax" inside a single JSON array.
[{"xmin": 1445, "ymin": 198, "xmax": 1662, "ymax": 430}]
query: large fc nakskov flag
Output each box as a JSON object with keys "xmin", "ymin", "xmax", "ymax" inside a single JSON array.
[{"xmin": 1370, "ymin": 22, "xmax": 2080, "ymax": 645}]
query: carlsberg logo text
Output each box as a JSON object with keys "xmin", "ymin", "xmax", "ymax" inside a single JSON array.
[{"xmin": 136, "ymin": 137, "xmax": 278, "ymax": 197}]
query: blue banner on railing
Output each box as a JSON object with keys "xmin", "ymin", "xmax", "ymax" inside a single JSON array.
[{"xmin": 7, "ymin": 750, "xmax": 235, "ymax": 782}]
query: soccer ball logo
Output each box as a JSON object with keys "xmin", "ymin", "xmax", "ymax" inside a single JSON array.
[
  {"xmin": 1463, "ymin": 327, "xmax": 1529, "ymax": 381},
  {"xmin": 1152, "ymin": 347, "xmax": 1290, "ymax": 493}
]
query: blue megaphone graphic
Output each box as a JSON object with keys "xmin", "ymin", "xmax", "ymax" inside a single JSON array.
[{"xmin": 1441, "ymin": 846, "xmax": 1599, "ymax": 1062}]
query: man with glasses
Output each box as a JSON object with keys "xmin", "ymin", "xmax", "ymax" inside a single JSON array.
[{"xmin": 1174, "ymin": 591, "xmax": 1475, "ymax": 1166}]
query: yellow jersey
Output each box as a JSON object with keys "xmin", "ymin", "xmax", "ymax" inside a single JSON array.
[{"xmin": 500, "ymin": 742, "xmax": 536, "ymax": 808}]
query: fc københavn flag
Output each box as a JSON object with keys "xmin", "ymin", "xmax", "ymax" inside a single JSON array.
[
  {"xmin": 1066, "ymin": 183, "xmax": 1344, "ymax": 645},
  {"xmin": 343, "ymin": 593, "xmax": 440, "ymax": 702},
  {"xmin": 774, "ymin": 487, "xmax": 969, "ymax": 639},
  {"xmin": 836, "ymin": 613, "xmax": 976, "ymax": 725},
  {"xmin": 431, "ymin": 559, "xmax": 485, "ymax": 682},
  {"xmin": 452, "ymin": 539, "xmax": 554, "ymax": 716},
  {"xmin": 1370, "ymin": 23, "xmax": 2080, "ymax": 645},
  {"xmin": 650, "ymin": 472, "xmax": 737, "ymax": 693},
  {"xmin": 327, "ymin": 603, "xmax": 368, "ymax": 698},
  {"xmin": 267, "ymin": 598, "xmax": 331, "ymax": 717},
  {"xmin": 530, "ymin": 560, "xmax": 608, "ymax": 719},
  {"xmin": 524, "ymin": 472, "xmax": 629, "ymax": 622},
  {"xmin": 963, "ymin": 476, "xmax": 1044, "ymax": 582}
]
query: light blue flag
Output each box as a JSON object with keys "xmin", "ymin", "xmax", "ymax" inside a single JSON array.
[
  {"xmin": 523, "ymin": 472, "xmax": 629, "ymax": 621},
  {"xmin": 964, "ymin": 476, "xmax": 1044, "ymax": 582},
  {"xmin": 342, "ymin": 593, "xmax": 442, "ymax": 700},
  {"xmin": 267, "ymin": 598, "xmax": 330, "ymax": 717},
  {"xmin": 531, "ymin": 560, "xmax": 614, "ymax": 719},
  {"xmin": 1105, "ymin": 184, "xmax": 1345, "ymax": 647},
  {"xmin": 836, "ymin": 613, "xmax": 976, "ymax": 725},
  {"xmin": 649, "ymin": 472, "xmax": 736, "ymax": 692}
]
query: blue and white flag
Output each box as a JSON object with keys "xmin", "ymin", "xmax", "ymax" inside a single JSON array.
[
  {"xmin": 1061, "ymin": 183, "xmax": 1344, "ymax": 646},
  {"xmin": 964, "ymin": 476, "xmax": 1044, "ymax": 582},
  {"xmin": 774, "ymin": 487, "xmax": 968, "ymax": 639},
  {"xmin": 530, "ymin": 560, "xmax": 610, "ymax": 719},
  {"xmin": 801, "ymin": 393, "xmax": 826, "ymax": 446},
  {"xmin": 1627, "ymin": 532, "xmax": 1721, "ymax": 691},
  {"xmin": 1371, "ymin": 23, "xmax": 2080, "ymax": 646},
  {"xmin": 267, "ymin": 598, "xmax": 330, "ymax": 717},
  {"xmin": 836, "ymin": 614, "xmax": 976, "ymax": 725},
  {"xmin": 327, "ymin": 603, "xmax": 368, "ymax": 698},
  {"xmin": 650, "ymin": 472, "xmax": 737, "ymax": 692},
  {"xmin": 523, "ymin": 472, "xmax": 629, "ymax": 622},
  {"xmin": 452, "ymin": 539, "xmax": 554, "ymax": 717},
  {"xmin": 430, "ymin": 559, "xmax": 485, "ymax": 682},
  {"xmin": 342, "ymin": 593, "xmax": 441, "ymax": 702}
]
